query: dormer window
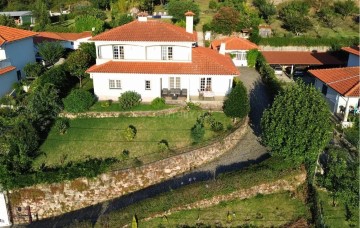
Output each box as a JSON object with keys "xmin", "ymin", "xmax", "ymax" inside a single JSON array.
[
  {"xmin": 161, "ymin": 46, "xmax": 173, "ymax": 60},
  {"xmin": 113, "ymin": 45, "xmax": 124, "ymax": 59}
]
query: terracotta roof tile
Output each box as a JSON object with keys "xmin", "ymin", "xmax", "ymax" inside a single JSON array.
[
  {"xmin": 0, "ymin": 66, "xmax": 16, "ymax": 75},
  {"xmin": 91, "ymin": 20, "xmax": 197, "ymax": 42},
  {"xmin": 185, "ymin": 11, "xmax": 195, "ymax": 16},
  {"xmin": 211, "ymin": 37, "xmax": 258, "ymax": 50},
  {"xmin": 87, "ymin": 47, "xmax": 239, "ymax": 75},
  {"xmin": 261, "ymin": 51, "xmax": 343, "ymax": 65},
  {"xmin": 0, "ymin": 26, "xmax": 37, "ymax": 46},
  {"xmin": 309, "ymin": 67, "xmax": 360, "ymax": 97},
  {"xmin": 341, "ymin": 46, "xmax": 360, "ymax": 57},
  {"xmin": 34, "ymin": 31, "xmax": 92, "ymax": 44}
]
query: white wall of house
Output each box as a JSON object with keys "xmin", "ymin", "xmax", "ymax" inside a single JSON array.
[
  {"xmin": 0, "ymin": 49, "xmax": 5, "ymax": 59},
  {"xmin": 3, "ymin": 37, "xmax": 35, "ymax": 77},
  {"xmin": 90, "ymin": 73, "xmax": 233, "ymax": 101},
  {"xmin": 0, "ymin": 70, "xmax": 17, "ymax": 97},
  {"xmin": 0, "ymin": 192, "xmax": 11, "ymax": 227},
  {"xmin": 314, "ymin": 78, "xmax": 359, "ymax": 113},
  {"xmin": 227, "ymin": 50, "xmax": 248, "ymax": 67},
  {"xmin": 73, "ymin": 37, "xmax": 91, "ymax": 49},
  {"xmin": 95, "ymin": 41, "xmax": 193, "ymax": 65},
  {"xmin": 347, "ymin": 54, "xmax": 360, "ymax": 67}
]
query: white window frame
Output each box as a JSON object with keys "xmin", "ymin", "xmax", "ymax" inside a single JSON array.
[
  {"xmin": 169, "ymin": 77, "xmax": 180, "ymax": 89},
  {"xmin": 109, "ymin": 79, "xmax": 122, "ymax": 89},
  {"xmin": 113, "ymin": 45, "xmax": 124, "ymax": 59},
  {"xmin": 145, "ymin": 80, "xmax": 151, "ymax": 90},
  {"xmin": 161, "ymin": 46, "xmax": 173, "ymax": 60},
  {"xmin": 200, "ymin": 77, "xmax": 212, "ymax": 91},
  {"xmin": 235, "ymin": 52, "xmax": 246, "ymax": 61}
]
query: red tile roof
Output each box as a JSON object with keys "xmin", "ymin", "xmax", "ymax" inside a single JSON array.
[
  {"xmin": 185, "ymin": 11, "xmax": 195, "ymax": 16},
  {"xmin": 261, "ymin": 51, "xmax": 343, "ymax": 65},
  {"xmin": 0, "ymin": 66, "xmax": 16, "ymax": 75},
  {"xmin": 0, "ymin": 26, "xmax": 37, "ymax": 46},
  {"xmin": 309, "ymin": 67, "xmax": 360, "ymax": 97},
  {"xmin": 33, "ymin": 31, "xmax": 92, "ymax": 44},
  {"xmin": 341, "ymin": 46, "xmax": 360, "ymax": 57},
  {"xmin": 87, "ymin": 47, "xmax": 239, "ymax": 75},
  {"xmin": 211, "ymin": 37, "xmax": 258, "ymax": 50},
  {"xmin": 91, "ymin": 20, "xmax": 197, "ymax": 42}
]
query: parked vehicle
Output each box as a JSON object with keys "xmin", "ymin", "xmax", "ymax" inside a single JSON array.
[
  {"xmin": 272, "ymin": 65, "xmax": 283, "ymax": 75},
  {"xmin": 285, "ymin": 66, "xmax": 307, "ymax": 77}
]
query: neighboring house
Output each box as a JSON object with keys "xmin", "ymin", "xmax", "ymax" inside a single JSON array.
[
  {"xmin": 33, "ymin": 31, "xmax": 92, "ymax": 50},
  {"xmin": 309, "ymin": 67, "xmax": 359, "ymax": 125},
  {"xmin": 341, "ymin": 45, "xmax": 360, "ymax": 67},
  {"xmin": 258, "ymin": 24, "xmax": 272, "ymax": 37},
  {"xmin": 0, "ymin": 11, "xmax": 35, "ymax": 25},
  {"xmin": 0, "ymin": 26, "xmax": 36, "ymax": 97},
  {"xmin": 210, "ymin": 37, "xmax": 258, "ymax": 67},
  {"xmin": 86, "ymin": 12, "xmax": 239, "ymax": 102}
]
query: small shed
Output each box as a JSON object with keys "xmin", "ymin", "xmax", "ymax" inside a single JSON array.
[{"xmin": 258, "ymin": 24, "xmax": 272, "ymax": 37}]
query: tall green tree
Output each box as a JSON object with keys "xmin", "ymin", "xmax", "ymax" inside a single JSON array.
[
  {"xmin": 211, "ymin": 7, "xmax": 240, "ymax": 35},
  {"xmin": 79, "ymin": 42, "xmax": 97, "ymax": 65},
  {"xmin": 167, "ymin": 0, "xmax": 200, "ymax": 25},
  {"xmin": 23, "ymin": 62, "xmax": 43, "ymax": 79},
  {"xmin": 75, "ymin": 15, "xmax": 105, "ymax": 35},
  {"xmin": 279, "ymin": 1, "xmax": 312, "ymax": 35},
  {"xmin": 37, "ymin": 41, "xmax": 64, "ymax": 66},
  {"xmin": 0, "ymin": 14, "xmax": 16, "ymax": 27},
  {"xmin": 253, "ymin": 0, "xmax": 276, "ymax": 23},
  {"xmin": 66, "ymin": 50, "xmax": 92, "ymax": 88},
  {"xmin": 334, "ymin": 0, "xmax": 358, "ymax": 19},
  {"xmin": 317, "ymin": 6, "xmax": 340, "ymax": 29},
  {"xmin": 223, "ymin": 80, "xmax": 250, "ymax": 121},
  {"xmin": 261, "ymin": 81, "xmax": 331, "ymax": 169},
  {"xmin": 32, "ymin": 0, "xmax": 51, "ymax": 30}
]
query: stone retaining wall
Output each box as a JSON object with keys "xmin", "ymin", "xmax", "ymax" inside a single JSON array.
[
  {"xmin": 9, "ymin": 118, "xmax": 249, "ymax": 224},
  {"xmin": 59, "ymin": 106, "xmax": 183, "ymax": 119}
]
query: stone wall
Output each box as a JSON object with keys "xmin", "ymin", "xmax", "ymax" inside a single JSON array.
[
  {"xmin": 59, "ymin": 106, "xmax": 183, "ymax": 119},
  {"xmin": 8, "ymin": 118, "xmax": 249, "ymax": 224}
]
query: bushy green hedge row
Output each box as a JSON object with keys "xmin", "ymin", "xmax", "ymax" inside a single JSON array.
[{"xmin": 259, "ymin": 36, "xmax": 359, "ymax": 47}]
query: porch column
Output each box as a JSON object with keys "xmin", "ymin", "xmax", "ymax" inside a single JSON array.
[
  {"xmin": 343, "ymin": 97, "xmax": 350, "ymax": 122},
  {"xmin": 187, "ymin": 76, "xmax": 190, "ymax": 102},
  {"xmin": 290, "ymin": 65, "xmax": 294, "ymax": 75}
]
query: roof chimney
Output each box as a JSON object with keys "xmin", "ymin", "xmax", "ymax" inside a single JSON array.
[
  {"xmin": 219, "ymin": 43, "xmax": 226, "ymax": 55},
  {"xmin": 137, "ymin": 12, "xmax": 148, "ymax": 22},
  {"xmin": 185, "ymin": 11, "xmax": 195, "ymax": 34}
]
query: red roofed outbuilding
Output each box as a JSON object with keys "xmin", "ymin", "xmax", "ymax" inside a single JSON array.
[{"xmin": 341, "ymin": 45, "xmax": 360, "ymax": 67}]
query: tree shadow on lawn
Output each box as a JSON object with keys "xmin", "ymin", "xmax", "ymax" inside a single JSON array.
[{"xmin": 27, "ymin": 154, "xmax": 270, "ymax": 228}]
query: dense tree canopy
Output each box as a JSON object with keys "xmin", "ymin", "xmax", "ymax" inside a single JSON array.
[
  {"xmin": 261, "ymin": 81, "xmax": 331, "ymax": 166},
  {"xmin": 223, "ymin": 80, "xmax": 250, "ymax": 120},
  {"xmin": 66, "ymin": 50, "xmax": 92, "ymax": 88},
  {"xmin": 279, "ymin": 1, "xmax": 313, "ymax": 35},
  {"xmin": 75, "ymin": 15, "xmax": 105, "ymax": 35},
  {"xmin": 167, "ymin": 0, "xmax": 200, "ymax": 25},
  {"xmin": 211, "ymin": 7, "xmax": 240, "ymax": 35},
  {"xmin": 37, "ymin": 41, "xmax": 64, "ymax": 66},
  {"xmin": 253, "ymin": 0, "xmax": 276, "ymax": 23}
]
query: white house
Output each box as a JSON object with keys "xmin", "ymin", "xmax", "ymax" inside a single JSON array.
[
  {"xmin": 309, "ymin": 67, "xmax": 359, "ymax": 126},
  {"xmin": 210, "ymin": 37, "xmax": 258, "ymax": 67},
  {"xmin": 33, "ymin": 31, "xmax": 92, "ymax": 50},
  {"xmin": 0, "ymin": 11, "xmax": 35, "ymax": 26},
  {"xmin": 0, "ymin": 192, "xmax": 11, "ymax": 227},
  {"xmin": 86, "ymin": 12, "xmax": 239, "ymax": 102},
  {"xmin": 342, "ymin": 45, "xmax": 360, "ymax": 67},
  {"xmin": 0, "ymin": 26, "xmax": 37, "ymax": 97}
]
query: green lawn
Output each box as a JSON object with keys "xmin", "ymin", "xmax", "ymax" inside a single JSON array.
[
  {"xmin": 89, "ymin": 102, "xmax": 174, "ymax": 112},
  {"xmin": 142, "ymin": 192, "xmax": 308, "ymax": 227},
  {"xmin": 318, "ymin": 189, "xmax": 359, "ymax": 228},
  {"xmin": 92, "ymin": 157, "xmax": 305, "ymax": 227},
  {"xmin": 35, "ymin": 111, "xmax": 232, "ymax": 168}
]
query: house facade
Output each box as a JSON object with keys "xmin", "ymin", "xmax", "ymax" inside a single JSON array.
[
  {"xmin": 342, "ymin": 46, "xmax": 360, "ymax": 67},
  {"xmin": 210, "ymin": 37, "xmax": 258, "ymax": 67},
  {"xmin": 0, "ymin": 26, "xmax": 36, "ymax": 97},
  {"xmin": 0, "ymin": 11, "xmax": 35, "ymax": 26},
  {"xmin": 34, "ymin": 31, "xmax": 92, "ymax": 50},
  {"xmin": 87, "ymin": 12, "xmax": 239, "ymax": 102},
  {"xmin": 309, "ymin": 67, "xmax": 359, "ymax": 126}
]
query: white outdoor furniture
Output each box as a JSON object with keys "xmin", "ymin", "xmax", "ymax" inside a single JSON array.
[{"xmin": 203, "ymin": 91, "xmax": 215, "ymax": 100}]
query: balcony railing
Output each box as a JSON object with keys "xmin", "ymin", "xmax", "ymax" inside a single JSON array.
[{"xmin": 0, "ymin": 59, "xmax": 12, "ymax": 69}]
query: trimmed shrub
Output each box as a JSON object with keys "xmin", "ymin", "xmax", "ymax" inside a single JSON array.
[
  {"xmin": 191, "ymin": 122, "xmax": 205, "ymax": 143},
  {"xmin": 123, "ymin": 125, "xmax": 137, "ymax": 141},
  {"xmin": 118, "ymin": 91, "xmax": 142, "ymax": 110},
  {"xmin": 122, "ymin": 149, "xmax": 130, "ymax": 160},
  {"xmin": 223, "ymin": 81, "xmax": 250, "ymax": 120},
  {"xmin": 54, "ymin": 118, "xmax": 70, "ymax": 134},
  {"xmin": 63, "ymin": 89, "xmax": 95, "ymax": 113},
  {"xmin": 186, "ymin": 102, "xmax": 202, "ymax": 111},
  {"xmin": 151, "ymin": 97, "xmax": 166, "ymax": 109},
  {"xmin": 158, "ymin": 139, "xmax": 169, "ymax": 152},
  {"xmin": 101, "ymin": 100, "xmax": 112, "ymax": 108},
  {"xmin": 211, "ymin": 121, "xmax": 224, "ymax": 132}
]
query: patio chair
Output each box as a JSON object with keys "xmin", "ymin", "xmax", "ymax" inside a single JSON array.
[
  {"xmin": 162, "ymin": 88, "xmax": 169, "ymax": 96},
  {"xmin": 198, "ymin": 89, "xmax": 204, "ymax": 100},
  {"xmin": 174, "ymin": 88, "xmax": 181, "ymax": 96},
  {"xmin": 181, "ymin": 89, "xmax": 187, "ymax": 97}
]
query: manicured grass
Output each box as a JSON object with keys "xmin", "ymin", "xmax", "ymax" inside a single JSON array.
[
  {"xmin": 142, "ymin": 192, "xmax": 308, "ymax": 227},
  {"xmin": 35, "ymin": 111, "xmax": 232, "ymax": 167},
  {"xmin": 93, "ymin": 157, "xmax": 304, "ymax": 227},
  {"xmin": 318, "ymin": 189, "xmax": 359, "ymax": 227},
  {"xmin": 89, "ymin": 102, "xmax": 174, "ymax": 112}
]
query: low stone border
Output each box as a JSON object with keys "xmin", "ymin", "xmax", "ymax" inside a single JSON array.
[
  {"xmin": 59, "ymin": 106, "xmax": 183, "ymax": 119},
  {"xmin": 9, "ymin": 117, "xmax": 249, "ymax": 224}
]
